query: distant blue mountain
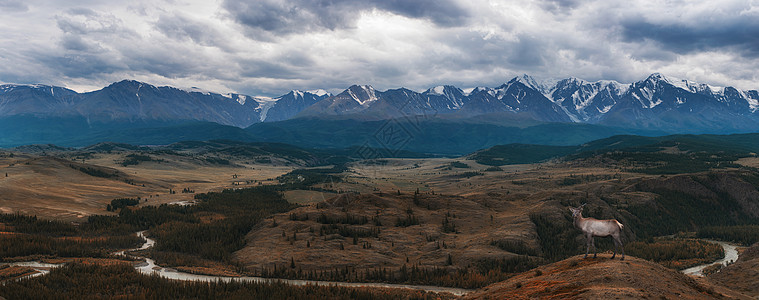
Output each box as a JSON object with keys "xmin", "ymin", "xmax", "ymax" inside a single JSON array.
[
  {"xmin": 0, "ymin": 80, "xmax": 330, "ymax": 127},
  {"xmin": 2, "ymin": 73, "xmax": 758, "ymax": 150},
  {"xmin": 295, "ymin": 73, "xmax": 759, "ymax": 133}
]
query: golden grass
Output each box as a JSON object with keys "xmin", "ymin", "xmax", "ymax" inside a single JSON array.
[
  {"xmin": 0, "ymin": 152, "xmax": 294, "ymax": 221},
  {"xmin": 283, "ymin": 190, "xmax": 337, "ymax": 204}
]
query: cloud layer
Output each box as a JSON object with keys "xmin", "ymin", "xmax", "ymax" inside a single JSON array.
[{"xmin": 1, "ymin": 0, "xmax": 758, "ymax": 96}]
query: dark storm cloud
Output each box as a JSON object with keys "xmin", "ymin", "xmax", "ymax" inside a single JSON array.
[
  {"xmin": 45, "ymin": 8, "xmax": 206, "ymax": 81},
  {"xmin": 620, "ymin": 18, "xmax": 759, "ymax": 57},
  {"xmin": 155, "ymin": 14, "xmax": 226, "ymax": 48},
  {"xmin": 240, "ymin": 60, "xmax": 303, "ymax": 79},
  {"xmin": 41, "ymin": 54, "xmax": 123, "ymax": 79},
  {"xmin": 239, "ymin": 49, "xmax": 318, "ymax": 80},
  {"xmin": 60, "ymin": 34, "xmax": 94, "ymax": 52},
  {"xmin": 508, "ymin": 35, "xmax": 548, "ymax": 67},
  {"xmin": 222, "ymin": 0, "xmax": 468, "ymax": 36},
  {"xmin": 0, "ymin": 0, "xmax": 27, "ymax": 12},
  {"xmin": 56, "ymin": 8, "xmax": 138, "ymax": 39},
  {"xmin": 539, "ymin": 0, "xmax": 581, "ymax": 13},
  {"xmin": 376, "ymin": 1, "xmax": 468, "ymax": 26}
]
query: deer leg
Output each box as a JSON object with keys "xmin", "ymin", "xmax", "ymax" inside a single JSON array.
[
  {"xmin": 584, "ymin": 236, "xmax": 590, "ymax": 258},
  {"xmin": 611, "ymin": 238, "xmax": 617, "ymax": 259},
  {"xmin": 591, "ymin": 237, "xmax": 597, "ymax": 258},
  {"xmin": 618, "ymin": 237, "xmax": 625, "ymax": 260}
]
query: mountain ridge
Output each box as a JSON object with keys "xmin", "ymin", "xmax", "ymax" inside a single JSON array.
[
  {"xmin": 3, "ymin": 73, "xmax": 758, "ymax": 132},
  {"xmin": 3, "ymin": 73, "xmax": 759, "ymax": 149},
  {"xmin": 0, "ymin": 80, "xmax": 331, "ymax": 127}
]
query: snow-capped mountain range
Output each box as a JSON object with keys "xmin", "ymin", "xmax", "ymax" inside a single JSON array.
[
  {"xmin": 0, "ymin": 80, "xmax": 331, "ymax": 128},
  {"xmin": 2, "ymin": 73, "xmax": 759, "ymax": 133},
  {"xmin": 297, "ymin": 73, "xmax": 759, "ymax": 133}
]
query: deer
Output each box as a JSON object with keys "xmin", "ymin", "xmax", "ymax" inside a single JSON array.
[{"xmin": 569, "ymin": 204, "xmax": 624, "ymax": 260}]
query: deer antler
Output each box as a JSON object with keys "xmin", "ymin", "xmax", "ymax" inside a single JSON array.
[{"xmin": 580, "ymin": 203, "xmax": 587, "ymax": 208}]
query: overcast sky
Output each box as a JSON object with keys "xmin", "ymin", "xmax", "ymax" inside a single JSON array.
[{"xmin": 1, "ymin": 0, "xmax": 758, "ymax": 96}]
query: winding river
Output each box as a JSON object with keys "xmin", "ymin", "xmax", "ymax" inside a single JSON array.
[
  {"xmin": 4, "ymin": 261, "xmax": 61, "ymax": 280},
  {"xmin": 8, "ymin": 233, "xmax": 739, "ymax": 295},
  {"xmin": 681, "ymin": 240, "xmax": 739, "ymax": 277},
  {"xmin": 6, "ymin": 231, "xmax": 471, "ymax": 296}
]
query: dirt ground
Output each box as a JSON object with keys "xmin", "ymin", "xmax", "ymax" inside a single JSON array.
[{"xmin": 465, "ymin": 255, "xmax": 752, "ymax": 299}]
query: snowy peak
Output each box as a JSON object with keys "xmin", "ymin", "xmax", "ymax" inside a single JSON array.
[
  {"xmin": 0, "ymin": 83, "xmax": 78, "ymax": 99},
  {"xmin": 550, "ymin": 77, "xmax": 585, "ymax": 98},
  {"xmin": 629, "ymin": 76, "xmax": 666, "ymax": 108},
  {"xmin": 1, "ymin": 83, "xmax": 55, "ymax": 90},
  {"xmin": 642, "ymin": 73, "xmax": 691, "ymax": 90},
  {"xmin": 470, "ymin": 86, "xmax": 494, "ymax": 97},
  {"xmin": 425, "ymin": 85, "xmax": 447, "ymax": 96},
  {"xmin": 600, "ymin": 80, "xmax": 628, "ymax": 95},
  {"xmin": 687, "ymin": 82, "xmax": 714, "ymax": 95},
  {"xmin": 552, "ymin": 77, "xmax": 584, "ymax": 90},
  {"xmin": 264, "ymin": 88, "xmax": 332, "ymax": 122},
  {"xmin": 286, "ymin": 89, "xmax": 332, "ymax": 99},
  {"xmin": 624, "ymin": 73, "xmax": 740, "ymax": 110},
  {"xmin": 182, "ymin": 86, "xmax": 214, "ymax": 96},
  {"xmin": 307, "ymin": 89, "xmax": 330, "ymax": 97},
  {"xmin": 108, "ymin": 79, "xmax": 151, "ymax": 90},
  {"xmin": 289, "ymin": 90, "xmax": 305, "ymax": 99},
  {"xmin": 455, "ymin": 77, "xmax": 572, "ymax": 122},
  {"xmin": 423, "ymin": 85, "xmax": 465, "ymax": 98},
  {"xmin": 220, "ymin": 93, "xmax": 248, "ymax": 105},
  {"xmin": 510, "ymin": 74, "xmax": 547, "ymax": 93},
  {"xmin": 345, "ymin": 85, "xmax": 378, "ymax": 105},
  {"xmin": 645, "ymin": 72, "xmax": 667, "ymax": 83},
  {"xmin": 637, "ymin": 73, "xmax": 726, "ymax": 98},
  {"xmin": 548, "ymin": 77, "xmax": 625, "ymax": 122},
  {"xmin": 745, "ymin": 90, "xmax": 759, "ymax": 112},
  {"xmin": 419, "ymin": 85, "xmax": 468, "ymax": 110}
]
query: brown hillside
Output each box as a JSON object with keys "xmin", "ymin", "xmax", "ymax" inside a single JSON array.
[
  {"xmin": 234, "ymin": 192, "xmax": 540, "ymax": 274},
  {"xmin": 710, "ymin": 243, "xmax": 759, "ymax": 297},
  {"xmin": 0, "ymin": 151, "xmax": 293, "ymax": 220},
  {"xmin": 465, "ymin": 255, "xmax": 733, "ymax": 299},
  {"xmin": 0, "ymin": 156, "xmax": 157, "ymax": 219}
]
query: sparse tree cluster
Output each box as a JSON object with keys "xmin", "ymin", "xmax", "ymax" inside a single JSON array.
[
  {"xmin": 106, "ymin": 198, "xmax": 139, "ymax": 212},
  {"xmin": 316, "ymin": 213, "xmax": 367, "ymax": 225},
  {"xmin": 625, "ymin": 239, "xmax": 724, "ymax": 269},
  {"xmin": 697, "ymin": 225, "xmax": 759, "ymax": 246},
  {"xmin": 441, "ymin": 215, "xmax": 456, "ymax": 233},
  {"xmin": 70, "ymin": 164, "xmax": 116, "ymax": 178}
]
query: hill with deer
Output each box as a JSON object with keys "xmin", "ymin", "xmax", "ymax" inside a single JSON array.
[{"xmin": 465, "ymin": 254, "xmax": 750, "ymax": 299}]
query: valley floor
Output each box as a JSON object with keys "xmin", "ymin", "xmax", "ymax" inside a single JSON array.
[{"xmin": 3, "ymin": 145, "xmax": 759, "ymax": 298}]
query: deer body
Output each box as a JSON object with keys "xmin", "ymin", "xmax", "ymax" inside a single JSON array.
[{"xmin": 570, "ymin": 205, "xmax": 624, "ymax": 260}]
